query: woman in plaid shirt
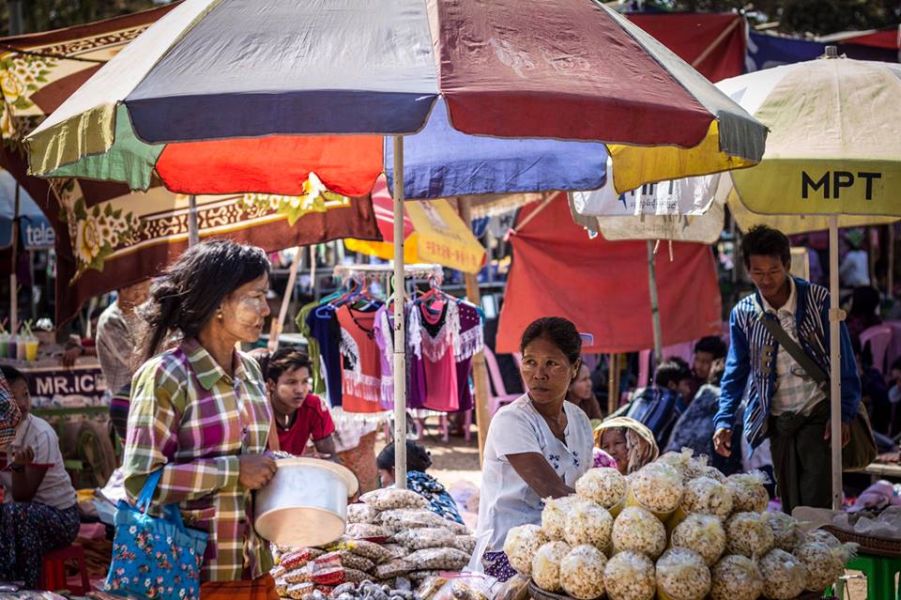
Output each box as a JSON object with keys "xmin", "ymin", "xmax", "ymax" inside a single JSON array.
[{"xmin": 122, "ymin": 240, "xmax": 279, "ymax": 594}]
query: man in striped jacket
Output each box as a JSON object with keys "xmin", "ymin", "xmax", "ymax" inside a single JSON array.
[{"xmin": 713, "ymin": 225, "xmax": 860, "ymax": 513}]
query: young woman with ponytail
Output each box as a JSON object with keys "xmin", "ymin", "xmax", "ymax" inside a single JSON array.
[{"xmin": 122, "ymin": 239, "xmax": 280, "ymax": 597}]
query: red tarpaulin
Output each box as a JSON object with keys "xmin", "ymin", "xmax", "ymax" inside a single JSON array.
[
  {"xmin": 496, "ymin": 195, "xmax": 722, "ymax": 354},
  {"xmin": 627, "ymin": 13, "xmax": 745, "ymax": 82}
]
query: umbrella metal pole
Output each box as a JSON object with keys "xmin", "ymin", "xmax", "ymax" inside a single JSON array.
[
  {"xmin": 828, "ymin": 216, "xmax": 842, "ymax": 510},
  {"xmin": 188, "ymin": 195, "xmax": 199, "ymax": 246},
  {"xmin": 647, "ymin": 240, "xmax": 663, "ymax": 364},
  {"xmin": 392, "ymin": 136, "xmax": 407, "ymax": 489}
]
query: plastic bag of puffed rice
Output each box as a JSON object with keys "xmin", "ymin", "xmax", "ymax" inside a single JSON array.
[
  {"xmin": 670, "ymin": 513, "xmax": 726, "ymax": 567},
  {"xmin": 559, "ymin": 544, "xmax": 607, "ymax": 600},
  {"xmin": 725, "ymin": 471, "xmax": 770, "ymax": 514},
  {"xmin": 346, "ymin": 523, "xmax": 393, "ymax": 540},
  {"xmin": 503, "ymin": 524, "xmax": 548, "ymax": 576},
  {"xmin": 574, "ymin": 467, "xmax": 627, "ymax": 510},
  {"xmin": 347, "ymin": 502, "xmax": 380, "ymax": 524},
  {"xmin": 454, "ymin": 535, "xmax": 476, "ymax": 554},
  {"xmin": 763, "ymin": 511, "xmax": 804, "ymax": 552},
  {"xmin": 541, "ymin": 496, "xmax": 579, "ymax": 540},
  {"xmin": 627, "ymin": 463, "xmax": 684, "ymax": 518},
  {"xmin": 679, "ymin": 476, "xmax": 733, "ymax": 521},
  {"xmin": 709, "ymin": 555, "xmax": 762, "ymax": 600},
  {"xmin": 793, "ymin": 540, "xmax": 856, "ymax": 592},
  {"xmin": 379, "ymin": 508, "xmax": 461, "ymax": 531},
  {"xmin": 361, "ymin": 488, "xmax": 429, "ymax": 511},
  {"xmin": 563, "ymin": 499, "xmax": 613, "ymax": 551},
  {"xmin": 656, "ymin": 449, "xmax": 694, "ymax": 480},
  {"xmin": 611, "ymin": 506, "xmax": 667, "ymax": 559},
  {"xmin": 604, "ymin": 550, "xmax": 656, "ymax": 600},
  {"xmin": 530, "ymin": 541, "xmax": 570, "ymax": 593},
  {"xmin": 758, "ymin": 548, "xmax": 808, "ymax": 600},
  {"xmin": 725, "ymin": 512, "xmax": 774, "ymax": 559},
  {"xmin": 655, "ymin": 548, "xmax": 711, "ymax": 600},
  {"xmin": 404, "ymin": 547, "xmax": 471, "ymax": 572},
  {"xmin": 394, "ymin": 527, "xmax": 457, "ymax": 551}
]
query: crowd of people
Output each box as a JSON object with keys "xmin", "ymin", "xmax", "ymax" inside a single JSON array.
[{"xmin": 0, "ymin": 224, "xmax": 894, "ymax": 592}]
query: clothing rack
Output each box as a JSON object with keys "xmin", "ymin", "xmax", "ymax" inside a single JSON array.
[
  {"xmin": 331, "ymin": 262, "xmax": 442, "ymax": 486},
  {"xmin": 333, "ymin": 263, "xmax": 443, "ymax": 287}
]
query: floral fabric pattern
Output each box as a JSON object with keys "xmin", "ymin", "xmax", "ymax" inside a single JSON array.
[{"xmin": 106, "ymin": 507, "xmax": 207, "ymax": 600}]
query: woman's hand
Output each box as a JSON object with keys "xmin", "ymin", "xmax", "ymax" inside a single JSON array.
[
  {"xmin": 238, "ymin": 453, "xmax": 277, "ymax": 490},
  {"xmin": 12, "ymin": 445, "xmax": 34, "ymax": 468}
]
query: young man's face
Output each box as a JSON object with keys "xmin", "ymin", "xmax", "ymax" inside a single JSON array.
[
  {"xmin": 692, "ymin": 351, "xmax": 716, "ymax": 381},
  {"xmin": 748, "ymin": 255, "xmax": 790, "ymax": 300},
  {"xmin": 268, "ymin": 366, "xmax": 311, "ymax": 415},
  {"xmin": 9, "ymin": 378, "xmax": 30, "ymax": 416}
]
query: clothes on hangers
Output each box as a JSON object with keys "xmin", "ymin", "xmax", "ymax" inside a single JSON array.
[
  {"xmin": 305, "ymin": 303, "xmax": 343, "ymax": 408},
  {"xmin": 295, "ymin": 269, "xmax": 483, "ymax": 420},
  {"xmin": 337, "ymin": 305, "xmax": 384, "ymax": 414}
]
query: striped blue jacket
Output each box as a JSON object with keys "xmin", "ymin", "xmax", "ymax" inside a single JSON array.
[{"xmin": 713, "ymin": 277, "xmax": 861, "ymax": 448}]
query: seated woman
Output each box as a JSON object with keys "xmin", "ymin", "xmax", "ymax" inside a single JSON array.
[
  {"xmin": 566, "ymin": 361, "xmax": 603, "ymax": 421},
  {"xmin": 0, "ymin": 366, "xmax": 80, "ymax": 589},
  {"xmin": 377, "ymin": 441, "xmax": 463, "ymax": 525},
  {"xmin": 476, "ymin": 317, "xmax": 594, "ymax": 582},
  {"xmin": 594, "ymin": 416, "xmax": 659, "ymax": 475}
]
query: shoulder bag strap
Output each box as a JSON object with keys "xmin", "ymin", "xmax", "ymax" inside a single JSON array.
[{"xmin": 759, "ymin": 314, "xmax": 828, "ymax": 386}]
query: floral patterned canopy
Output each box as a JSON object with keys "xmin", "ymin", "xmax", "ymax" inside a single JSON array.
[{"xmin": 0, "ymin": 6, "xmax": 380, "ymax": 324}]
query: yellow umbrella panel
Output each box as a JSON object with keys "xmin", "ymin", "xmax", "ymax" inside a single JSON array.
[{"xmin": 346, "ymin": 179, "xmax": 486, "ymax": 275}]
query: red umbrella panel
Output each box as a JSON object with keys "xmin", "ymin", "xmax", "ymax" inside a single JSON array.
[{"xmin": 0, "ymin": 148, "xmax": 380, "ymax": 325}]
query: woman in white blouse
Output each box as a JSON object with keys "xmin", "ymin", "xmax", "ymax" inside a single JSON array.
[{"xmin": 477, "ymin": 317, "xmax": 594, "ymax": 581}]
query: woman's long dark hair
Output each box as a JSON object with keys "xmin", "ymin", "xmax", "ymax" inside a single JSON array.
[{"xmin": 139, "ymin": 240, "xmax": 270, "ymax": 362}]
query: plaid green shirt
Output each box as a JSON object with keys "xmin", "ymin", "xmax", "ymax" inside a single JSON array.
[{"xmin": 123, "ymin": 339, "xmax": 273, "ymax": 582}]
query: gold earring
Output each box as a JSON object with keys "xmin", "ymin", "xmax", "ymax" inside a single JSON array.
[{"xmin": 217, "ymin": 310, "xmax": 224, "ymax": 320}]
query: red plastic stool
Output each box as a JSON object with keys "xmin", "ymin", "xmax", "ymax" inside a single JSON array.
[{"xmin": 41, "ymin": 544, "xmax": 90, "ymax": 594}]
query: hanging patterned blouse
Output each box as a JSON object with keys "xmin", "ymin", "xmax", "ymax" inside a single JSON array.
[
  {"xmin": 123, "ymin": 339, "xmax": 272, "ymax": 582},
  {"xmin": 408, "ymin": 299, "xmax": 484, "ymax": 413},
  {"xmin": 372, "ymin": 305, "xmax": 395, "ymax": 410},
  {"xmin": 337, "ymin": 305, "xmax": 384, "ymax": 414}
]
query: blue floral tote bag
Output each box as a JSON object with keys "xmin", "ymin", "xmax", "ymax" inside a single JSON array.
[{"xmin": 105, "ymin": 469, "xmax": 208, "ymax": 600}]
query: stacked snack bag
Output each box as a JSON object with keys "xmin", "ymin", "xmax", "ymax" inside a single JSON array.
[{"xmin": 270, "ymin": 488, "xmax": 475, "ymax": 600}]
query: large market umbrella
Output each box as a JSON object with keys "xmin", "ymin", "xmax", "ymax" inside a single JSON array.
[
  {"xmin": 25, "ymin": 0, "xmax": 767, "ymax": 486},
  {"xmin": 0, "ymin": 4, "xmax": 177, "ymax": 143},
  {"xmin": 0, "ymin": 7, "xmax": 382, "ymax": 327}
]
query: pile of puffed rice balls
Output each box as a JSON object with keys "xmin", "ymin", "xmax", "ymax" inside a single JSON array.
[{"xmin": 503, "ymin": 450, "xmax": 855, "ymax": 600}]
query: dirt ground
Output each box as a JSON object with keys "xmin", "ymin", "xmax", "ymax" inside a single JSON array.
[{"xmin": 411, "ymin": 422, "xmax": 872, "ymax": 600}]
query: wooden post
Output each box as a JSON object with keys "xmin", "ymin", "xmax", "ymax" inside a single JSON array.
[
  {"xmin": 268, "ymin": 246, "xmax": 304, "ymax": 352},
  {"xmin": 459, "ymin": 198, "xmax": 492, "ymax": 465},
  {"xmin": 607, "ymin": 353, "xmax": 619, "ymax": 415},
  {"xmin": 888, "ymin": 224, "xmax": 895, "ymax": 299}
]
